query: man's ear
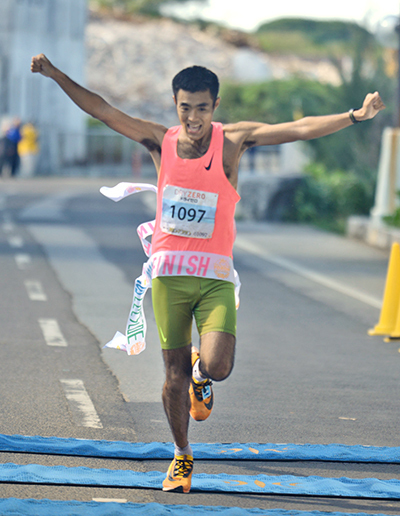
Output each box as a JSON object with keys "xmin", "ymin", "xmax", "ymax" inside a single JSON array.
[
  {"xmin": 214, "ymin": 97, "xmax": 221, "ymax": 110},
  {"xmin": 173, "ymin": 95, "xmax": 177, "ymax": 105}
]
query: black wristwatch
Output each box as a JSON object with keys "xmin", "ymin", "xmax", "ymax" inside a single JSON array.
[{"xmin": 349, "ymin": 108, "xmax": 361, "ymax": 124}]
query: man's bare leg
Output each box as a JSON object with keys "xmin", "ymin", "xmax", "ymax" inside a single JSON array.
[
  {"xmin": 161, "ymin": 344, "xmax": 194, "ymax": 493},
  {"xmin": 162, "ymin": 344, "xmax": 192, "ymax": 448},
  {"xmin": 161, "ymin": 333, "xmax": 235, "ymax": 492}
]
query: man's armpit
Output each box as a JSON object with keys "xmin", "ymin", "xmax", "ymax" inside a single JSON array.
[{"xmin": 141, "ymin": 138, "xmax": 161, "ymax": 153}]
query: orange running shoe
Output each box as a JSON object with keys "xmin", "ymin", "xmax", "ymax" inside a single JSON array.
[
  {"xmin": 189, "ymin": 347, "xmax": 214, "ymax": 421},
  {"xmin": 162, "ymin": 454, "xmax": 193, "ymax": 493}
]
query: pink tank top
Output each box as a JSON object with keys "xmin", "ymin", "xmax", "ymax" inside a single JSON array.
[{"xmin": 152, "ymin": 122, "xmax": 240, "ymax": 260}]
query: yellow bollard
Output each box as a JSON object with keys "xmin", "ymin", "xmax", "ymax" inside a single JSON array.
[{"xmin": 368, "ymin": 242, "xmax": 400, "ymax": 336}]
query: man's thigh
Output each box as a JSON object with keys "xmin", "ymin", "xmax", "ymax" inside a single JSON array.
[
  {"xmin": 152, "ymin": 276, "xmax": 197, "ymax": 350},
  {"xmin": 194, "ymin": 278, "xmax": 237, "ymax": 338},
  {"xmin": 152, "ymin": 276, "xmax": 237, "ymax": 349}
]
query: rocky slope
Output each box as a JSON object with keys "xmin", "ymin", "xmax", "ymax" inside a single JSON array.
[{"xmin": 86, "ymin": 12, "xmax": 341, "ymax": 126}]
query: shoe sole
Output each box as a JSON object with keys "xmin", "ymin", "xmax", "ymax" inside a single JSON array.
[
  {"xmin": 163, "ymin": 456, "xmax": 192, "ymax": 493},
  {"xmin": 162, "ymin": 484, "xmax": 189, "ymax": 493}
]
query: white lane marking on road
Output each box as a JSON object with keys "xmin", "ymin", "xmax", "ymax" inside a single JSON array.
[
  {"xmin": 60, "ymin": 379, "xmax": 103, "ymax": 429},
  {"xmin": 25, "ymin": 280, "xmax": 48, "ymax": 301},
  {"xmin": 38, "ymin": 318, "xmax": 68, "ymax": 347},
  {"xmin": 7, "ymin": 235, "xmax": 24, "ymax": 248},
  {"xmin": 29, "ymin": 223, "xmax": 164, "ymax": 403},
  {"xmin": 235, "ymin": 236, "xmax": 382, "ymax": 309},
  {"xmin": 15, "ymin": 253, "xmax": 32, "ymax": 270}
]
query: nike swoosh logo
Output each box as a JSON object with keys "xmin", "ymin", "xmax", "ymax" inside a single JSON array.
[
  {"xmin": 204, "ymin": 392, "xmax": 214, "ymax": 410},
  {"xmin": 160, "ymin": 327, "xmax": 167, "ymax": 343},
  {"xmin": 205, "ymin": 155, "xmax": 214, "ymax": 170}
]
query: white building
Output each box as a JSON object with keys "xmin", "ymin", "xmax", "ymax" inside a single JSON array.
[{"xmin": 0, "ymin": 0, "xmax": 87, "ymax": 173}]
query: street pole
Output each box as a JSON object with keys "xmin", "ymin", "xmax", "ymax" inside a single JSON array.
[
  {"xmin": 396, "ymin": 18, "xmax": 400, "ymax": 126},
  {"xmin": 370, "ymin": 10, "xmax": 400, "ymax": 224}
]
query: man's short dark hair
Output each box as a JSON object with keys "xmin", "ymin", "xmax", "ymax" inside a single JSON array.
[{"xmin": 172, "ymin": 66, "xmax": 220, "ymax": 105}]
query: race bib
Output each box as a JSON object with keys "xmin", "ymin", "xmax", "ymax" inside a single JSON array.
[{"xmin": 161, "ymin": 185, "xmax": 218, "ymax": 239}]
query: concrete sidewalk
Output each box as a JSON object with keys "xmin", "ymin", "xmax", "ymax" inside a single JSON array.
[{"xmin": 348, "ymin": 214, "xmax": 400, "ymax": 251}]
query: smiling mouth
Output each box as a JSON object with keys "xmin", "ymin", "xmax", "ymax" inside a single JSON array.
[{"xmin": 187, "ymin": 124, "xmax": 201, "ymax": 135}]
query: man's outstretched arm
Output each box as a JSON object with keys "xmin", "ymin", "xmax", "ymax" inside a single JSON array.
[
  {"xmin": 230, "ymin": 91, "xmax": 386, "ymax": 148},
  {"xmin": 31, "ymin": 54, "xmax": 166, "ymax": 150}
]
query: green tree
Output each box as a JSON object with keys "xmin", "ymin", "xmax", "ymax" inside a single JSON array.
[
  {"xmin": 255, "ymin": 19, "xmax": 377, "ymax": 60},
  {"xmin": 306, "ymin": 27, "xmax": 394, "ymax": 179},
  {"xmin": 90, "ymin": 0, "xmax": 205, "ymax": 16},
  {"xmin": 217, "ymin": 77, "xmax": 338, "ymax": 126},
  {"xmin": 256, "ymin": 18, "xmax": 375, "ymax": 47}
]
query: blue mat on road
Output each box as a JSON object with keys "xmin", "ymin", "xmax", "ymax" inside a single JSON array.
[
  {"xmin": 1, "ymin": 434, "xmax": 400, "ymax": 463},
  {"xmin": 1, "ymin": 463, "xmax": 400, "ymax": 499},
  {"xmin": 0, "ymin": 499, "xmax": 393, "ymax": 516}
]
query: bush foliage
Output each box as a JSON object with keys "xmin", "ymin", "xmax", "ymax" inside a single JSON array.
[
  {"xmin": 383, "ymin": 192, "xmax": 400, "ymax": 228},
  {"xmin": 286, "ymin": 163, "xmax": 375, "ymax": 233}
]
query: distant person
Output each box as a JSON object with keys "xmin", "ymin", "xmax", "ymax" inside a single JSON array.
[
  {"xmin": 18, "ymin": 122, "xmax": 40, "ymax": 178},
  {"xmin": 6, "ymin": 118, "xmax": 22, "ymax": 176},
  {"xmin": 0, "ymin": 121, "xmax": 8, "ymax": 177},
  {"xmin": 0, "ymin": 119, "xmax": 15, "ymax": 178},
  {"xmin": 31, "ymin": 52, "xmax": 385, "ymax": 494}
]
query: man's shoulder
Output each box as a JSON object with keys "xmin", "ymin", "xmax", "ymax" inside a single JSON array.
[
  {"xmin": 222, "ymin": 121, "xmax": 258, "ymax": 137},
  {"xmin": 221, "ymin": 121, "xmax": 242, "ymax": 132},
  {"xmin": 222, "ymin": 121, "xmax": 255, "ymax": 147},
  {"xmin": 222, "ymin": 121, "xmax": 263, "ymax": 132}
]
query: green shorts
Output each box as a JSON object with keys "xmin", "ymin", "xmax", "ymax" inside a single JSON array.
[{"xmin": 152, "ymin": 276, "xmax": 236, "ymax": 350}]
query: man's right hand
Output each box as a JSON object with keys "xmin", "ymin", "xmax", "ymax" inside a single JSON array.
[{"xmin": 31, "ymin": 54, "xmax": 55, "ymax": 78}]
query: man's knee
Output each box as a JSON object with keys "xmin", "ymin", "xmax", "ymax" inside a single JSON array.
[
  {"xmin": 162, "ymin": 346, "xmax": 192, "ymax": 386},
  {"xmin": 202, "ymin": 355, "xmax": 234, "ymax": 381},
  {"xmin": 199, "ymin": 334, "xmax": 235, "ymax": 381},
  {"xmin": 163, "ymin": 364, "xmax": 191, "ymax": 404}
]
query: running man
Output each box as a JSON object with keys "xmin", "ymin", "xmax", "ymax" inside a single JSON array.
[{"xmin": 31, "ymin": 54, "xmax": 385, "ymax": 493}]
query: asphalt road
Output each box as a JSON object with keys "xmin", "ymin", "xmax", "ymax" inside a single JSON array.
[{"xmin": 0, "ymin": 177, "xmax": 399, "ymax": 515}]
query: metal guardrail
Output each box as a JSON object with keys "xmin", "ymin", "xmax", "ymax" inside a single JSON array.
[{"xmin": 34, "ymin": 127, "xmax": 282, "ymax": 178}]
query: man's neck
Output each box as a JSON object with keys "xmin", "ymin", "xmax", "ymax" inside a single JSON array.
[{"xmin": 177, "ymin": 125, "xmax": 213, "ymax": 160}]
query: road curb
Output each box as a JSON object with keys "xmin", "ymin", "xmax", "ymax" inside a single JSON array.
[{"xmin": 347, "ymin": 215, "xmax": 400, "ymax": 251}]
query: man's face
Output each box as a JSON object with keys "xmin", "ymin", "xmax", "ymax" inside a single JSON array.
[{"xmin": 174, "ymin": 89, "xmax": 220, "ymax": 141}]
